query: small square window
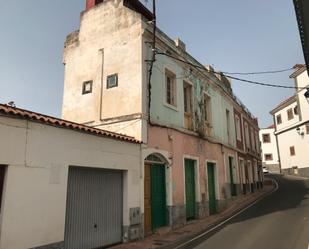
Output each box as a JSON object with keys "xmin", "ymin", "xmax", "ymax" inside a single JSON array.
[
  {"xmin": 107, "ymin": 74, "xmax": 118, "ymax": 89},
  {"xmin": 264, "ymin": 154, "xmax": 273, "ymax": 161},
  {"xmin": 82, "ymin": 81, "xmax": 93, "ymax": 95},
  {"xmin": 262, "ymin": 134, "xmax": 271, "ymax": 143}
]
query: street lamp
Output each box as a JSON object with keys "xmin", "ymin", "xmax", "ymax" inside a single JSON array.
[
  {"xmin": 296, "ymin": 126, "xmax": 305, "ymax": 136},
  {"xmin": 305, "ymin": 88, "xmax": 309, "ymax": 104}
]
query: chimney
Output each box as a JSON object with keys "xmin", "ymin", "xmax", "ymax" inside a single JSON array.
[
  {"xmin": 205, "ymin": 65, "xmax": 214, "ymax": 73},
  {"xmin": 86, "ymin": 0, "xmax": 103, "ymax": 10},
  {"xmin": 174, "ymin": 38, "xmax": 186, "ymax": 52}
]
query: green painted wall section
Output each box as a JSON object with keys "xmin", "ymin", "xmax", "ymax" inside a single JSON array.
[{"xmin": 150, "ymin": 54, "xmax": 236, "ymax": 146}]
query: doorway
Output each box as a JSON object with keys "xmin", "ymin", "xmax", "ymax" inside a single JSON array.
[
  {"xmin": 185, "ymin": 159, "xmax": 196, "ymax": 220},
  {"xmin": 207, "ymin": 162, "xmax": 217, "ymax": 215},
  {"xmin": 229, "ymin": 157, "xmax": 237, "ymax": 196},
  {"xmin": 0, "ymin": 166, "xmax": 6, "ymax": 214},
  {"xmin": 144, "ymin": 155, "xmax": 167, "ymax": 234},
  {"xmin": 64, "ymin": 167, "xmax": 123, "ymax": 249}
]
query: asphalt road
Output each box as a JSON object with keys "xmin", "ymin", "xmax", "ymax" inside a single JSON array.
[{"xmin": 188, "ymin": 175, "xmax": 309, "ymax": 249}]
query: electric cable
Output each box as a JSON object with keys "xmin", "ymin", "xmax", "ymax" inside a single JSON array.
[{"xmin": 156, "ymin": 52, "xmax": 304, "ymax": 90}]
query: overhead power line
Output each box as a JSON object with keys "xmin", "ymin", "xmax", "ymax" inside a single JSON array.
[
  {"xmin": 222, "ymin": 68, "xmax": 293, "ymax": 75},
  {"xmin": 156, "ymin": 52, "xmax": 304, "ymax": 90}
]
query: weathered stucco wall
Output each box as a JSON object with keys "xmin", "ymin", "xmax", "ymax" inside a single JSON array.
[
  {"xmin": 277, "ymin": 125, "xmax": 309, "ymax": 171},
  {"xmin": 295, "ymin": 70, "xmax": 309, "ymax": 121},
  {"xmin": 149, "ymin": 53, "xmax": 236, "ymax": 147},
  {"xmin": 147, "ymin": 125, "xmax": 229, "ymax": 204},
  {"xmin": 62, "ymin": 0, "xmax": 145, "ymax": 140},
  {"xmin": 0, "ymin": 116, "xmax": 141, "ymax": 249}
]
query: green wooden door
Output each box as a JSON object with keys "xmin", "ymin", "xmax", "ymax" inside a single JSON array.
[
  {"xmin": 207, "ymin": 163, "xmax": 217, "ymax": 215},
  {"xmin": 151, "ymin": 164, "xmax": 166, "ymax": 230},
  {"xmin": 185, "ymin": 159, "xmax": 196, "ymax": 220},
  {"xmin": 229, "ymin": 157, "xmax": 237, "ymax": 196}
]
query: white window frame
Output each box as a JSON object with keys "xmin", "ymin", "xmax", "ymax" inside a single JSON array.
[
  {"xmin": 235, "ymin": 115, "xmax": 242, "ymax": 141},
  {"xmin": 165, "ymin": 69, "xmax": 177, "ymax": 108},
  {"xmin": 183, "ymin": 80, "xmax": 193, "ymax": 115},
  {"xmin": 250, "ymin": 128, "xmax": 255, "ymax": 152},
  {"xmin": 244, "ymin": 122, "xmax": 250, "ymax": 150},
  {"xmin": 203, "ymin": 92, "xmax": 212, "ymax": 125}
]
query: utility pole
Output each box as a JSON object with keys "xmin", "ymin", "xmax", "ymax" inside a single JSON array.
[{"xmin": 147, "ymin": 0, "xmax": 157, "ymax": 123}]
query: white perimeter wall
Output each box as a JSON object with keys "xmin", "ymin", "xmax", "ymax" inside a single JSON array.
[{"xmin": 0, "ymin": 116, "xmax": 141, "ymax": 249}]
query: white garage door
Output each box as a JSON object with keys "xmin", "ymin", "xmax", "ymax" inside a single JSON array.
[{"xmin": 64, "ymin": 167, "xmax": 123, "ymax": 249}]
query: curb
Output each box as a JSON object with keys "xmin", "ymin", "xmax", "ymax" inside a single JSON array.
[{"xmin": 159, "ymin": 180, "xmax": 279, "ymax": 249}]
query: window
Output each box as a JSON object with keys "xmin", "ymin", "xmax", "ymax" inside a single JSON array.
[
  {"xmin": 290, "ymin": 146, "xmax": 295, "ymax": 156},
  {"xmin": 276, "ymin": 114, "xmax": 282, "ymax": 125},
  {"xmin": 255, "ymin": 132, "xmax": 260, "ymax": 152},
  {"xmin": 107, "ymin": 74, "xmax": 118, "ymax": 89},
  {"xmin": 244, "ymin": 122, "xmax": 250, "ymax": 150},
  {"xmin": 226, "ymin": 109, "xmax": 231, "ymax": 143},
  {"xmin": 306, "ymin": 124, "xmax": 309, "ymax": 134},
  {"xmin": 287, "ymin": 108, "xmax": 294, "ymax": 120},
  {"xmin": 203, "ymin": 93, "xmax": 212, "ymax": 123},
  {"xmin": 250, "ymin": 128, "xmax": 255, "ymax": 151},
  {"xmin": 165, "ymin": 70, "xmax": 176, "ymax": 106},
  {"xmin": 294, "ymin": 106, "xmax": 299, "ymax": 115},
  {"xmin": 82, "ymin": 80, "xmax": 93, "ymax": 94},
  {"xmin": 264, "ymin": 154, "xmax": 273, "ymax": 161},
  {"xmin": 183, "ymin": 81, "xmax": 192, "ymax": 114},
  {"xmin": 262, "ymin": 134, "xmax": 271, "ymax": 143},
  {"xmin": 235, "ymin": 115, "xmax": 241, "ymax": 141}
]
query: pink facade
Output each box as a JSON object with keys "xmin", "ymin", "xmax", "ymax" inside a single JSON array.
[{"xmin": 148, "ymin": 125, "xmax": 237, "ymax": 206}]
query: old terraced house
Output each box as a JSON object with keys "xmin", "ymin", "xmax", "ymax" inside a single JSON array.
[
  {"xmin": 0, "ymin": 0, "xmax": 263, "ymax": 248},
  {"xmin": 62, "ymin": 0, "xmax": 262, "ymax": 240}
]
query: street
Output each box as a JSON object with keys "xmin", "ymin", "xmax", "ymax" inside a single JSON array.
[{"xmin": 188, "ymin": 175, "xmax": 309, "ymax": 249}]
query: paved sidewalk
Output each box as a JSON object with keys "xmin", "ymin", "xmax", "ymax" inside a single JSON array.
[{"xmin": 111, "ymin": 182, "xmax": 275, "ymax": 249}]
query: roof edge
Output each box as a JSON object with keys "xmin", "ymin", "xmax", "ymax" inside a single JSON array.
[
  {"xmin": 0, "ymin": 104, "xmax": 141, "ymax": 144},
  {"xmin": 289, "ymin": 64, "xmax": 306, "ymax": 78},
  {"xmin": 270, "ymin": 95, "xmax": 297, "ymax": 115}
]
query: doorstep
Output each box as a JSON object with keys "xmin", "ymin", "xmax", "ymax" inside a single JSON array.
[{"xmin": 110, "ymin": 183, "xmax": 276, "ymax": 249}]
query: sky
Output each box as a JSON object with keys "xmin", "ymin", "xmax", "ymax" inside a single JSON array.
[{"xmin": 0, "ymin": 0, "xmax": 304, "ymax": 128}]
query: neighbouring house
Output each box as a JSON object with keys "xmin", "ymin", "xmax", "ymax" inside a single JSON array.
[
  {"xmin": 259, "ymin": 125, "xmax": 280, "ymax": 173},
  {"xmin": 293, "ymin": 0, "xmax": 309, "ymax": 72},
  {"xmin": 0, "ymin": 104, "xmax": 142, "ymax": 249},
  {"xmin": 62, "ymin": 0, "xmax": 263, "ymax": 236},
  {"xmin": 270, "ymin": 65, "xmax": 309, "ymax": 177}
]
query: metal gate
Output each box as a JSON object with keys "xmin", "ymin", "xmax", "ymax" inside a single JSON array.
[
  {"xmin": 207, "ymin": 163, "xmax": 217, "ymax": 215},
  {"xmin": 185, "ymin": 159, "xmax": 196, "ymax": 220},
  {"xmin": 151, "ymin": 164, "xmax": 166, "ymax": 230},
  {"xmin": 64, "ymin": 167, "xmax": 123, "ymax": 249}
]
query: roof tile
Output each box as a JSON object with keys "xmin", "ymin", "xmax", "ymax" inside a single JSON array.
[{"xmin": 0, "ymin": 104, "xmax": 141, "ymax": 144}]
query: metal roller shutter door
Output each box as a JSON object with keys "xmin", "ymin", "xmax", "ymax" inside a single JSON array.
[{"xmin": 64, "ymin": 167, "xmax": 123, "ymax": 249}]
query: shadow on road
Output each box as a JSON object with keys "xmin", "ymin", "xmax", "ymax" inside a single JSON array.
[
  {"xmin": 229, "ymin": 174, "xmax": 309, "ymax": 225},
  {"xmin": 183, "ymin": 175, "xmax": 309, "ymax": 249}
]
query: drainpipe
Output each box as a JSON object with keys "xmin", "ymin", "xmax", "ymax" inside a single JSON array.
[
  {"xmin": 99, "ymin": 48, "xmax": 104, "ymax": 121},
  {"xmin": 273, "ymin": 115, "xmax": 282, "ymax": 174}
]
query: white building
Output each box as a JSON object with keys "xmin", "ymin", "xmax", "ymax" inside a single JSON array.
[
  {"xmin": 270, "ymin": 65, "xmax": 309, "ymax": 177},
  {"xmin": 0, "ymin": 104, "xmax": 142, "ymax": 249},
  {"xmin": 259, "ymin": 125, "xmax": 280, "ymax": 173}
]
